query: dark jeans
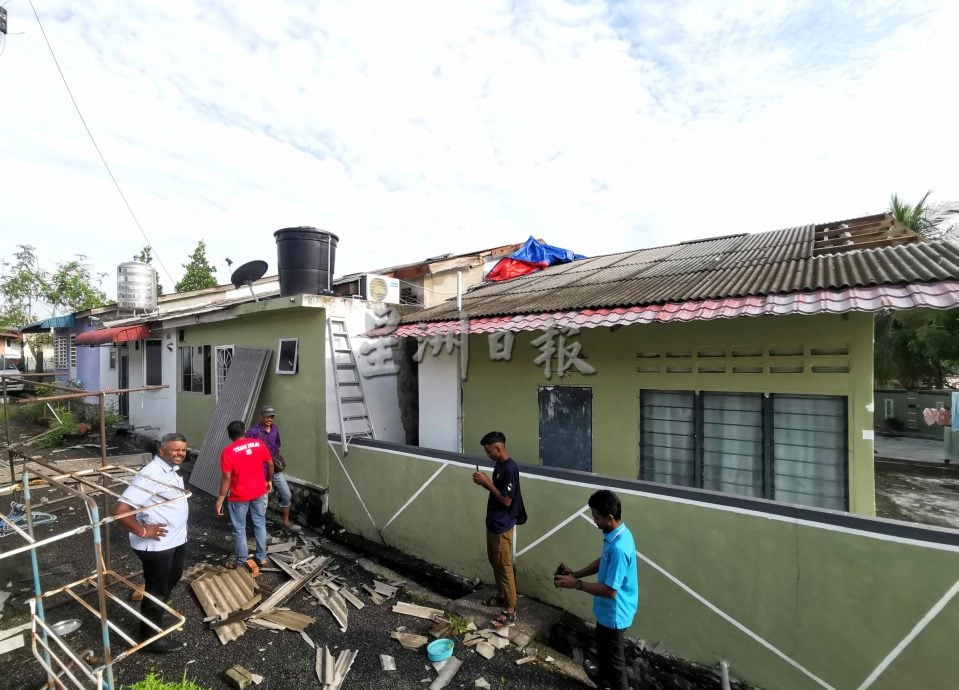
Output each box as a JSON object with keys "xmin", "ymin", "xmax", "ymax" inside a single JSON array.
[
  {"xmin": 595, "ymin": 622, "xmax": 629, "ymax": 690},
  {"xmin": 134, "ymin": 544, "xmax": 186, "ymax": 633}
]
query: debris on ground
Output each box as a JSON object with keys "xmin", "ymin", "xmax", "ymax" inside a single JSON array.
[
  {"xmin": 224, "ymin": 664, "xmax": 262, "ymax": 689},
  {"xmin": 380, "ymin": 653, "xmax": 396, "ymax": 671},
  {"xmin": 475, "ymin": 678, "xmax": 491, "ymax": 688},
  {"xmin": 314, "ymin": 645, "xmax": 357, "ymax": 690},
  {"xmin": 393, "ymin": 601, "xmax": 445, "ymax": 620},
  {"xmin": 428, "ymin": 656, "xmax": 462, "ymax": 689},
  {"xmin": 392, "ymin": 630, "xmax": 429, "ymax": 650}
]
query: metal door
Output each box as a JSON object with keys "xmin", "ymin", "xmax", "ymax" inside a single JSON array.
[{"xmin": 538, "ymin": 386, "xmax": 592, "ymax": 471}]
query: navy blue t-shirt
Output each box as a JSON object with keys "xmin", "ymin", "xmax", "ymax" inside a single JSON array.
[{"xmin": 486, "ymin": 458, "xmax": 519, "ymax": 534}]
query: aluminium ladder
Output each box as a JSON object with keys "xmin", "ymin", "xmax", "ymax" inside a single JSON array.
[{"xmin": 327, "ymin": 317, "xmax": 375, "ymax": 454}]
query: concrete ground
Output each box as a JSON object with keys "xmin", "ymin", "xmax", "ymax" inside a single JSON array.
[
  {"xmin": 0, "ymin": 457, "xmax": 591, "ymax": 690},
  {"xmin": 874, "ymin": 433, "xmax": 959, "ymax": 529}
]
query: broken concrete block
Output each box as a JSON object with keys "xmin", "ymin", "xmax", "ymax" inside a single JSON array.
[
  {"xmin": 391, "ymin": 631, "xmax": 429, "ymax": 650},
  {"xmin": 475, "ymin": 641, "xmax": 495, "ymax": 660},
  {"xmin": 515, "ymin": 655, "xmax": 536, "ymax": 665},
  {"xmin": 487, "ymin": 636, "xmax": 510, "ymax": 650},
  {"xmin": 225, "ymin": 665, "xmax": 254, "ymax": 690},
  {"xmin": 509, "ymin": 630, "xmax": 531, "ymax": 648},
  {"xmin": 428, "ymin": 656, "xmax": 462, "ymax": 690},
  {"xmin": 393, "ymin": 601, "xmax": 445, "ymax": 620},
  {"xmin": 380, "ymin": 654, "xmax": 396, "ymax": 671},
  {"xmin": 475, "ymin": 678, "xmax": 491, "ymax": 689}
]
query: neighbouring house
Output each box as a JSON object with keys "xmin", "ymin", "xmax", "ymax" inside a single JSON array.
[
  {"xmin": 392, "ymin": 212, "xmax": 959, "ymax": 516},
  {"xmin": 0, "ymin": 330, "xmax": 24, "ymax": 363},
  {"xmin": 333, "ymin": 241, "xmax": 527, "ymax": 308},
  {"xmin": 19, "ymin": 315, "xmax": 76, "ymax": 381}
]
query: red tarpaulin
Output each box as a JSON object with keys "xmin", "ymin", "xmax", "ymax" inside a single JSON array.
[{"xmin": 75, "ymin": 325, "xmax": 151, "ymax": 346}]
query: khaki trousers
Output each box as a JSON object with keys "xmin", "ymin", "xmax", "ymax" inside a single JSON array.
[{"xmin": 486, "ymin": 528, "xmax": 516, "ymax": 610}]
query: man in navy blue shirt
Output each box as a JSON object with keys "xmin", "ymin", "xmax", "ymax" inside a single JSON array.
[
  {"xmin": 472, "ymin": 430, "xmax": 520, "ymax": 628},
  {"xmin": 555, "ymin": 490, "xmax": 638, "ymax": 690}
]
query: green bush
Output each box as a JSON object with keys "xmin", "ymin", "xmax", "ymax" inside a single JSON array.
[
  {"xmin": 34, "ymin": 410, "xmax": 82, "ymax": 448},
  {"xmin": 125, "ymin": 670, "xmax": 208, "ymax": 690}
]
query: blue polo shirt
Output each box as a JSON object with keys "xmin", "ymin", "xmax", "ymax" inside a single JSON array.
[{"xmin": 593, "ymin": 523, "xmax": 638, "ymax": 630}]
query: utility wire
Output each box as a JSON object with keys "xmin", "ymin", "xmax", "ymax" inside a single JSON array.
[{"xmin": 27, "ymin": 0, "xmax": 175, "ymax": 285}]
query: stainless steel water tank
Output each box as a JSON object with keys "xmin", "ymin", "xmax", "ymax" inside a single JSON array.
[{"xmin": 117, "ymin": 261, "xmax": 158, "ymax": 313}]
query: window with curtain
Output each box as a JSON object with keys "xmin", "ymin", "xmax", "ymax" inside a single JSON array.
[
  {"xmin": 177, "ymin": 345, "xmax": 211, "ymax": 394},
  {"xmin": 640, "ymin": 390, "xmax": 847, "ymax": 510},
  {"xmin": 639, "ymin": 390, "xmax": 696, "ymax": 487}
]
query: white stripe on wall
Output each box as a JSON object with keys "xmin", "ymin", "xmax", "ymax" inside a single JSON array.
[
  {"xmin": 515, "ymin": 506, "xmax": 591, "ymax": 559},
  {"xmin": 855, "ymin": 578, "xmax": 959, "ymax": 690},
  {"xmin": 330, "ymin": 443, "xmax": 380, "ymax": 535},
  {"xmin": 343, "ymin": 444, "xmax": 959, "ymax": 555},
  {"xmin": 382, "ymin": 463, "xmax": 449, "ymax": 533}
]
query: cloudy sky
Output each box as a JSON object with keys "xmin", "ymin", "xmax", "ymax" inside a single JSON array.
[{"xmin": 1, "ymin": 0, "xmax": 957, "ymax": 306}]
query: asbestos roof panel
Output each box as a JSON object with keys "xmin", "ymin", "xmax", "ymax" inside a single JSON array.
[
  {"xmin": 403, "ymin": 239, "xmax": 959, "ymax": 324},
  {"xmin": 393, "ymin": 282, "xmax": 959, "ymax": 336}
]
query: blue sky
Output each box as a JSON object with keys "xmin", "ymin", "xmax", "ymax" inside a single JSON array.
[{"xmin": 1, "ymin": 0, "xmax": 957, "ymax": 305}]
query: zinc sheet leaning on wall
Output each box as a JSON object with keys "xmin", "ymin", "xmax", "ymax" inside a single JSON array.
[{"xmin": 190, "ymin": 348, "xmax": 272, "ymax": 496}]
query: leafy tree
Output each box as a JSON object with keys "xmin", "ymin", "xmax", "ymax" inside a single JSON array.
[
  {"xmin": 134, "ymin": 245, "xmax": 164, "ymax": 296},
  {"xmin": 875, "ymin": 309, "xmax": 959, "ymax": 389},
  {"xmin": 889, "ymin": 191, "xmax": 959, "ymax": 240},
  {"xmin": 44, "ymin": 256, "xmax": 108, "ymax": 313},
  {"xmin": 0, "ymin": 245, "xmax": 47, "ymax": 329},
  {"xmin": 174, "ymin": 241, "xmax": 218, "ymax": 293}
]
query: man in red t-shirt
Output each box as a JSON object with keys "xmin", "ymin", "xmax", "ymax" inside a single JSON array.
[{"xmin": 216, "ymin": 420, "xmax": 274, "ymax": 573}]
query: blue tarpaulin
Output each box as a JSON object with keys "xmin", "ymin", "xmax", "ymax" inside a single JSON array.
[
  {"xmin": 510, "ymin": 236, "xmax": 586, "ymax": 267},
  {"xmin": 486, "ymin": 237, "xmax": 587, "ymax": 282}
]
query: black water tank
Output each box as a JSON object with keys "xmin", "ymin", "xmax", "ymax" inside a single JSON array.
[{"xmin": 274, "ymin": 227, "xmax": 339, "ymax": 296}]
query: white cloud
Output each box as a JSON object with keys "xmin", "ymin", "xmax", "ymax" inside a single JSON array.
[{"xmin": 0, "ymin": 0, "xmax": 957, "ymax": 310}]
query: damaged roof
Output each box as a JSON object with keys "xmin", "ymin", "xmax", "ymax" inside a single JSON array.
[{"xmin": 398, "ymin": 214, "xmax": 959, "ymax": 330}]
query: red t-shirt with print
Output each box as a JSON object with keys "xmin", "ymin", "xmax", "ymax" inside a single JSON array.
[{"xmin": 220, "ymin": 437, "xmax": 271, "ymax": 502}]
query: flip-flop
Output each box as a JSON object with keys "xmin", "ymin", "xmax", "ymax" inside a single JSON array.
[{"xmin": 490, "ymin": 611, "xmax": 516, "ymax": 629}]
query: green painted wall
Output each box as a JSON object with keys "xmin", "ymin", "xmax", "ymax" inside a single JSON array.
[
  {"xmin": 176, "ymin": 297, "xmax": 328, "ymax": 486},
  {"xmin": 328, "ymin": 441, "xmax": 959, "ymax": 690},
  {"xmin": 462, "ymin": 312, "xmax": 876, "ymax": 515}
]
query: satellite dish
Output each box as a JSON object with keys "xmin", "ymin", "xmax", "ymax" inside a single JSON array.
[{"xmin": 231, "ymin": 260, "xmax": 268, "ymax": 301}]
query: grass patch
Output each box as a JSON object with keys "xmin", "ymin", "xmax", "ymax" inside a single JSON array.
[
  {"xmin": 124, "ymin": 670, "xmax": 208, "ymax": 690},
  {"xmin": 447, "ymin": 612, "xmax": 472, "ymax": 635}
]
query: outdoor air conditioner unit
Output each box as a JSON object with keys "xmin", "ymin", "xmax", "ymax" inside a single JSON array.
[{"xmin": 362, "ymin": 273, "xmax": 400, "ymax": 304}]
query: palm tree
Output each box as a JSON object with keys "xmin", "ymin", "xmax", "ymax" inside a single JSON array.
[{"xmin": 889, "ymin": 191, "xmax": 959, "ymax": 240}]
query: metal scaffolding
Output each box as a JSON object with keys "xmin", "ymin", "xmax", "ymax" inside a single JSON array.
[{"xmin": 0, "ymin": 382, "xmax": 189, "ymax": 689}]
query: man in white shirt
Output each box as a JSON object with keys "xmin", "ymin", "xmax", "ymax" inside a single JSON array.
[{"xmin": 112, "ymin": 433, "xmax": 190, "ymax": 654}]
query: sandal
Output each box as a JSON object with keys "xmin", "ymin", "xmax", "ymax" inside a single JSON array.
[
  {"xmin": 225, "ymin": 561, "xmax": 238, "ymax": 570},
  {"xmin": 245, "ymin": 559, "xmax": 260, "ymax": 578},
  {"xmin": 490, "ymin": 610, "xmax": 515, "ymax": 629}
]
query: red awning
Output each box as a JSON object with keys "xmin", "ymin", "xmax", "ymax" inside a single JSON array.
[{"xmin": 76, "ymin": 325, "xmax": 152, "ymax": 346}]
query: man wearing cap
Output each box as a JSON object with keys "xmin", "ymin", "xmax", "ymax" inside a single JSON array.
[{"xmin": 246, "ymin": 406, "xmax": 301, "ymax": 532}]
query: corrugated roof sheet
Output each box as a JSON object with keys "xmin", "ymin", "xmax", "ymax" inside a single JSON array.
[
  {"xmin": 402, "ymin": 231, "xmax": 959, "ymax": 325},
  {"xmin": 392, "ymin": 282, "xmax": 959, "ymax": 336}
]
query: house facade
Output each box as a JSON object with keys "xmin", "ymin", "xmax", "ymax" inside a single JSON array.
[{"xmin": 397, "ymin": 213, "xmax": 959, "ymax": 516}]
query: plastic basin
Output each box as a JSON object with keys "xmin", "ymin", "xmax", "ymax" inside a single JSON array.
[{"xmin": 426, "ymin": 638, "xmax": 454, "ymax": 662}]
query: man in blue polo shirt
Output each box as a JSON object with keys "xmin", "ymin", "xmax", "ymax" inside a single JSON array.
[{"xmin": 554, "ymin": 489, "xmax": 638, "ymax": 690}]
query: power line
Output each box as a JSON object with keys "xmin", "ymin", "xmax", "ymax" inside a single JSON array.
[{"xmin": 27, "ymin": 0, "xmax": 175, "ymax": 286}]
